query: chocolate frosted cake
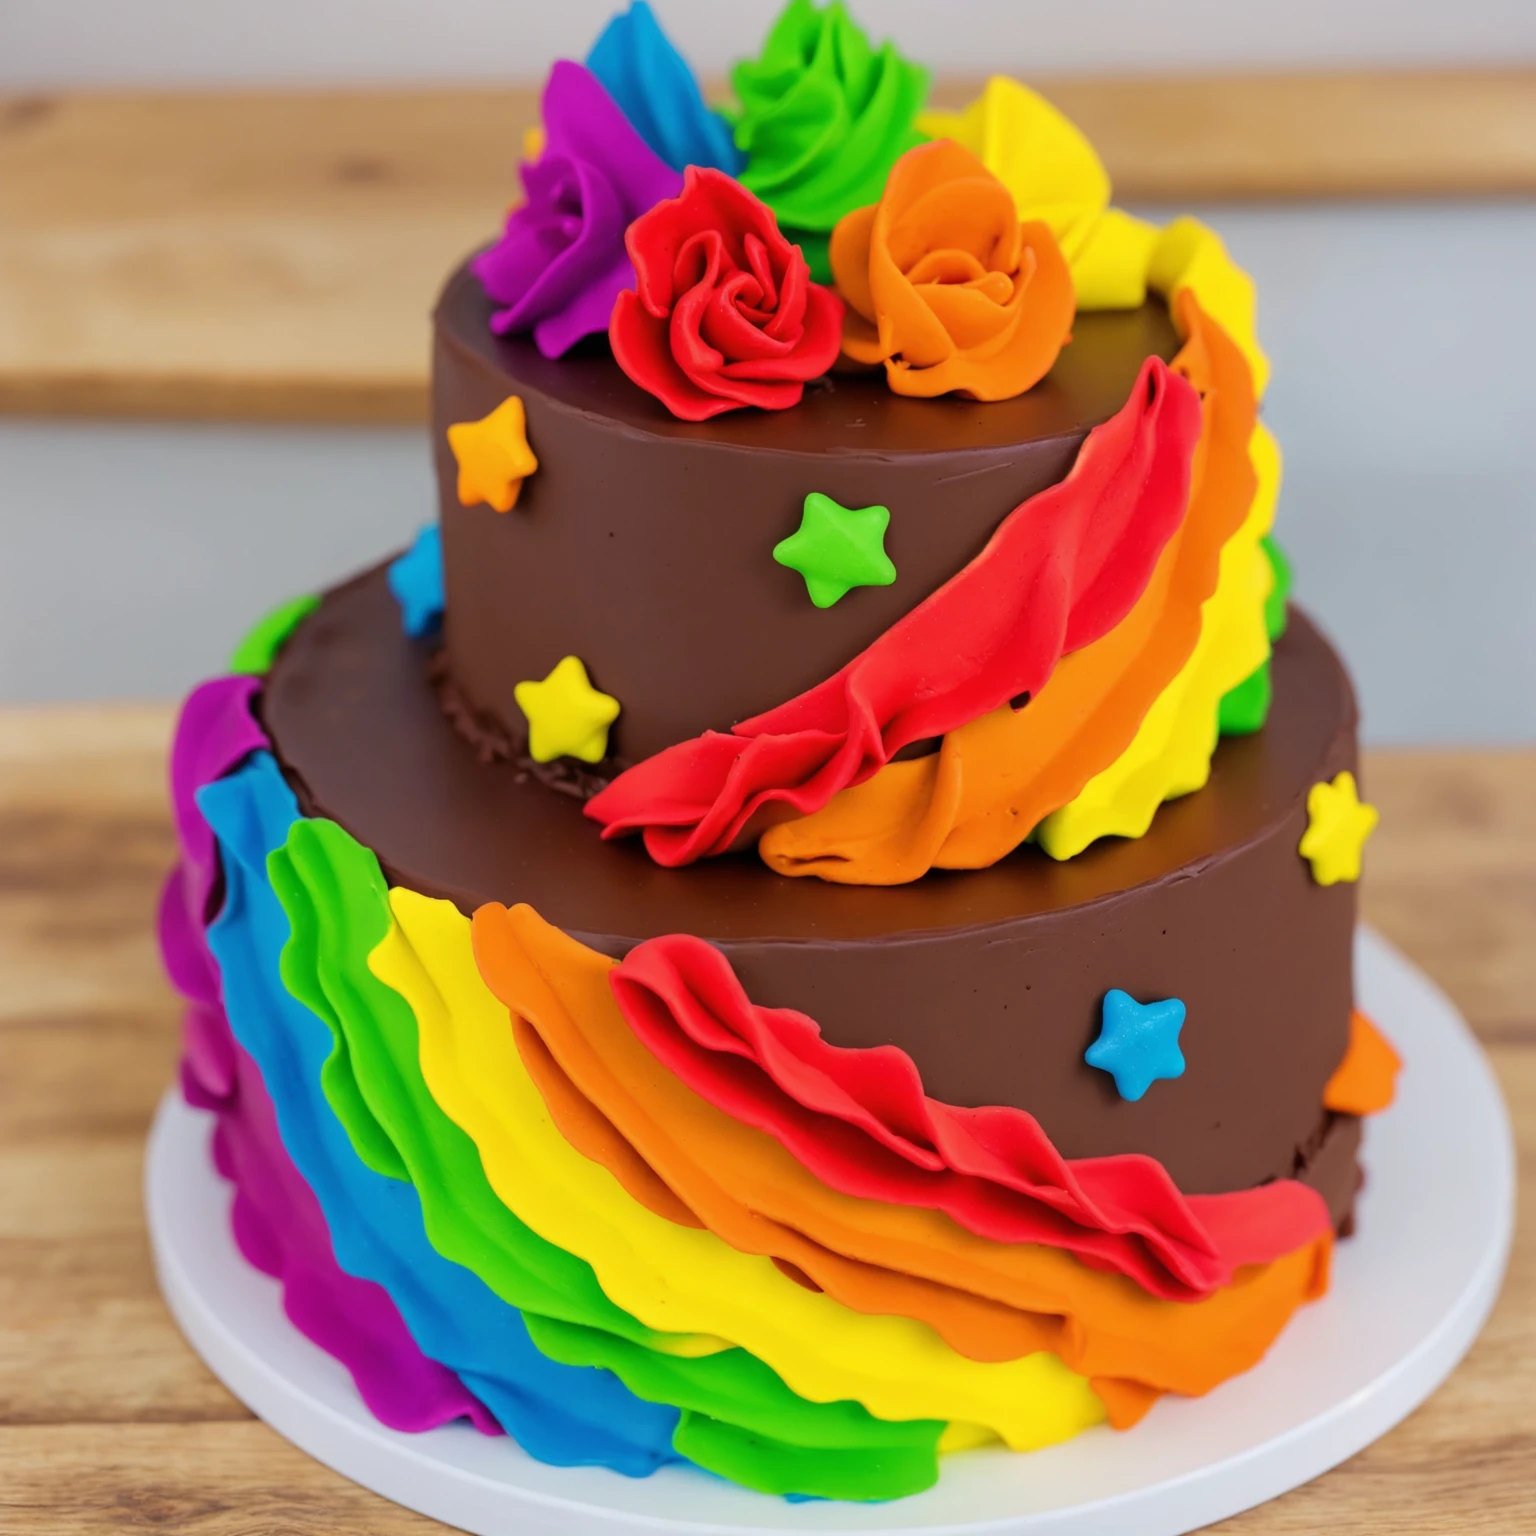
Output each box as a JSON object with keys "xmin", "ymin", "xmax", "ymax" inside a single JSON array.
[{"xmin": 160, "ymin": 0, "xmax": 1397, "ymax": 1502}]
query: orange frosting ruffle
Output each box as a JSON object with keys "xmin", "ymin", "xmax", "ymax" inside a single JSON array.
[
  {"xmin": 1323, "ymin": 1009, "xmax": 1402, "ymax": 1117},
  {"xmin": 830, "ymin": 138, "xmax": 1075, "ymax": 401},
  {"xmin": 761, "ymin": 290, "xmax": 1257, "ymax": 884},
  {"xmin": 473, "ymin": 901, "xmax": 1332, "ymax": 1415}
]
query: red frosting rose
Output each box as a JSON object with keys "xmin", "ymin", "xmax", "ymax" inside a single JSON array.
[{"xmin": 610, "ymin": 167, "xmax": 844, "ymax": 421}]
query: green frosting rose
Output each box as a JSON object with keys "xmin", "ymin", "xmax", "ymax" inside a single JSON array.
[{"xmin": 730, "ymin": 0, "xmax": 929, "ymax": 280}]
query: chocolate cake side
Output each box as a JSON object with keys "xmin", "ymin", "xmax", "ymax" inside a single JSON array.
[{"xmin": 432, "ymin": 261, "xmax": 1184, "ymax": 763}]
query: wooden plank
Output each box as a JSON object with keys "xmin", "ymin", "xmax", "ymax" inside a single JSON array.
[
  {"xmin": 0, "ymin": 704, "xmax": 232, "ymax": 1429},
  {"xmin": 1036, "ymin": 70, "xmax": 1536, "ymax": 202},
  {"xmin": 0, "ymin": 711, "xmax": 1531, "ymax": 1529},
  {"xmin": 1360, "ymin": 750, "xmax": 1536, "ymax": 1033},
  {"xmin": 0, "ymin": 1423, "xmax": 437, "ymax": 1532},
  {"xmin": 0, "ymin": 91, "xmax": 539, "ymax": 425},
  {"xmin": 2, "ymin": 72, "xmax": 1533, "ymax": 424},
  {"xmin": 0, "ymin": 1141, "xmax": 252, "ymax": 1426},
  {"xmin": 0, "ymin": 706, "xmax": 177, "ymax": 1024}
]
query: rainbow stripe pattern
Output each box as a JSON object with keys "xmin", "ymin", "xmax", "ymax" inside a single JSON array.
[{"xmin": 160, "ymin": 674, "xmax": 1392, "ymax": 1500}]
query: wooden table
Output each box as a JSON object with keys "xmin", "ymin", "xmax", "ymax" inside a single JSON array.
[{"xmin": 0, "ymin": 707, "xmax": 1530, "ymax": 1532}]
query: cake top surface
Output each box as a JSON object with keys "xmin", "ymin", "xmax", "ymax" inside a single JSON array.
[
  {"xmin": 439, "ymin": 258, "xmax": 1183, "ymax": 456},
  {"xmin": 265, "ymin": 565, "xmax": 1355, "ymax": 943}
]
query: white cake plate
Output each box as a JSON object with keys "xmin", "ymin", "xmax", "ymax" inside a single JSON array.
[{"xmin": 146, "ymin": 927, "xmax": 1514, "ymax": 1536}]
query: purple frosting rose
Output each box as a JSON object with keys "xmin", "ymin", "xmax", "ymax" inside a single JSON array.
[{"xmin": 473, "ymin": 61, "xmax": 683, "ymax": 358}]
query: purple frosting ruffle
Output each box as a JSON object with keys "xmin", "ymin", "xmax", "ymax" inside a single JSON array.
[
  {"xmin": 158, "ymin": 676, "xmax": 499, "ymax": 1437},
  {"xmin": 162, "ymin": 675, "xmax": 265, "ymax": 1110},
  {"xmin": 214, "ymin": 1039, "xmax": 501, "ymax": 1435}
]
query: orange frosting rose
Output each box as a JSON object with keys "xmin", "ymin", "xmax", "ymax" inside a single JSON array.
[{"xmin": 830, "ymin": 138, "xmax": 1075, "ymax": 400}]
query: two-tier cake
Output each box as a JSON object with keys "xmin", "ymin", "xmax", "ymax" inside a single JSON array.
[{"xmin": 160, "ymin": 0, "xmax": 1399, "ymax": 1501}]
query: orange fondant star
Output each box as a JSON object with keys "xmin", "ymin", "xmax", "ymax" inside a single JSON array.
[{"xmin": 447, "ymin": 395, "xmax": 539, "ymax": 513}]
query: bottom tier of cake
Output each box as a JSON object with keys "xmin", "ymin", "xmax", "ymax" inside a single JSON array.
[{"xmin": 157, "ymin": 570, "xmax": 1399, "ymax": 1501}]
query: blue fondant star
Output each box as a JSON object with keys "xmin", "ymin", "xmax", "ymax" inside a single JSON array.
[
  {"xmin": 1086, "ymin": 989, "xmax": 1187, "ymax": 1103},
  {"xmin": 387, "ymin": 524, "xmax": 444, "ymax": 638}
]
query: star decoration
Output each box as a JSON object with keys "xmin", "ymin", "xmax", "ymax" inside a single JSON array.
[
  {"xmin": 447, "ymin": 395, "xmax": 539, "ymax": 513},
  {"xmin": 773, "ymin": 491, "xmax": 897, "ymax": 608},
  {"xmin": 1299, "ymin": 770, "xmax": 1379, "ymax": 886},
  {"xmin": 513, "ymin": 656, "xmax": 621, "ymax": 764},
  {"xmin": 1085, "ymin": 989, "xmax": 1187, "ymax": 1103}
]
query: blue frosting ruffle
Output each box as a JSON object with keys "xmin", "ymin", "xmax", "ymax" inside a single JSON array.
[
  {"xmin": 587, "ymin": 1, "xmax": 745, "ymax": 175},
  {"xmin": 197, "ymin": 753, "xmax": 683, "ymax": 1475},
  {"xmin": 387, "ymin": 525, "xmax": 445, "ymax": 640}
]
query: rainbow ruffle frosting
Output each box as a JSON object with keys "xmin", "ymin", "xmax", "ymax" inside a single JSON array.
[{"xmin": 161, "ymin": 675, "xmax": 1394, "ymax": 1500}]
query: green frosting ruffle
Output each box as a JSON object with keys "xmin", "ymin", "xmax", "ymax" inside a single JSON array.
[
  {"xmin": 268, "ymin": 816, "xmax": 945, "ymax": 1500},
  {"xmin": 228, "ymin": 593, "xmax": 320, "ymax": 676},
  {"xmin": 1260, "ymin": 534, "xmax": 1294, "ymax": 642},
  {"xmin": 730, "ymin": 0, "xmax": 929, "ymax": 269},
  {"xmin": 1218, "ymin": 535, "xmax": 1293, "ymax": 737}
]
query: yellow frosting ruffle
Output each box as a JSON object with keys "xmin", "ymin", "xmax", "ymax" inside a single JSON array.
[
  {"xmin": 918, "ymin": 77, "xmax": 1156, "ymax": 311},
  {"xmin": 756, "ymin": 296, "xmax": 1266, "ymax": 884},
  {"xmin": 369, "ymin": 886, "xmax": 1107, "ymax": 1451},
  {"xmin": 1036, "ymin": 422, "xmax": 1280, "ymax": 859},
  {"xmin": 1147, "ymin": 216, "xmax": 1270, "ymax": 398},
  {"xmin": 918, "ymin": 78, "xmax": 1110, "ymax": 230},
  {"xmin": 918, "ymin": 77, "xmax": 1269, "ymax": 393}
]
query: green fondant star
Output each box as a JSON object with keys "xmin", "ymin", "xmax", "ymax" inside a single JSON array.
[{"xmin": 773, "ymin": 492, "xmax": 897, "ymax": 608}]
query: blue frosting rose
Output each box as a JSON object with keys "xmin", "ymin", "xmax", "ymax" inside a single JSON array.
[{"xmin": 587, "ymin": 1, "xmax": 744, "ymax": 175}]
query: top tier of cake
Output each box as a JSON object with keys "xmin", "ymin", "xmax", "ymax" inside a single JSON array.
[{"xmin": 432, "ymin": 261, "xmax": 1181, "ymax": 765}]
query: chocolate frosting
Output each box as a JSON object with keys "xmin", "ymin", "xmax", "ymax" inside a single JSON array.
[
  {"xmin": 431, "ymin": 261, "xmax": 1183, "ymax": 762},
  {"xmin": 263, "ymin": 565, "xmax": 1361, "ymax": 1200}
]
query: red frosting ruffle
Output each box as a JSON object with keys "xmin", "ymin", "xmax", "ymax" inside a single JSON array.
[
  {"xmin": 609, "ymin": 933, "xmax": 1334, "ymax": 1302},
  {"xmin": 585, "ymin": 356, "xmax": 1204, "ymax": 865}
]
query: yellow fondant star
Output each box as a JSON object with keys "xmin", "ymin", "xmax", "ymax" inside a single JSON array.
[
  {"xmin": 513, "ymin": 656, "xmax": 620, "ymax": 764},
  {"xmin": 447, "ymin": 395, "xmax": 538, "ymax": 513},
  {"xmin": 1299, "ymin": 770, "xmax": 1379, "ymax": 886}
]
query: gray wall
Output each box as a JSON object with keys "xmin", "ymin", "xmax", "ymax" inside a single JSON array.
[
  {"xmin": 3, "ymin": 198, "xmax": 1534, "ymax": 743},
  {"xmin": 6, "ymin": 0, "xmax": 1534, "ymax": 87},
  {"xmin": 1173, "ymin": 199, "xmax": 1536, "ymax": 745}
]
